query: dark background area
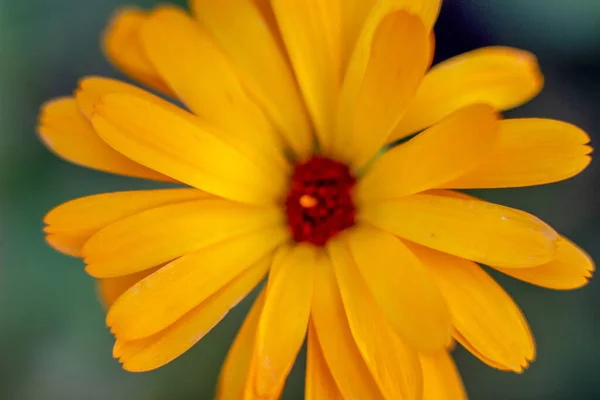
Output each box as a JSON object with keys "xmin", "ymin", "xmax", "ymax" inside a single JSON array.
[{"xmin": 1, "ymin": 0, "xmax": 599, "ymax": 399}]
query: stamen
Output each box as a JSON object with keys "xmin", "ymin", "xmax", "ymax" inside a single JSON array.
[{"xmin": 285, "ymin": 156, "xmax": 356, "ymax": 246}]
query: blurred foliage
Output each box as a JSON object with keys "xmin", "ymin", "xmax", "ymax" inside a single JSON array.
[{"xmin": 1, "ymin": 1, "xmax": 599, "ymax": 399}]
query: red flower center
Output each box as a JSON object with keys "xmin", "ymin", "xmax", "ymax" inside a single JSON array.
[{"xmin": 285, "ymin": 156, "xmax": 357, "ymax": 246}]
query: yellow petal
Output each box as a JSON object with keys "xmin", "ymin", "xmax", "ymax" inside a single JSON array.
[
  {"xmin": 217, "ymin": 290, "xmax": 267, "ymax": 400},
  {"xmin": 411, "ymin": 243, "xmax": 536, "ymax": 372},
  {"xmin": 358, "ymin": 104, "xmax": 499, "ymax": 202},
  {"xmin": 420, "ymin": 351, "xmax": 467, "ymax": 400},
  {"xmin": 75, "ymin": 76, "xmax": 179, "ymax": 120},
  {"xmin": 102, "ymin": 8, "xmax": 172, "ymax": 94},
  {"xmin": 98, "ymin": 267, "xmax": 160, "ymax": 308},
  {"xmin": 368, "ymin": 0, "xmax": 441, "ymax": 32},
  {"xmin": 334, "ymin": 11, "xmax": 429, "ymax": 168},
  {"xmin": 252, "ymin": 244, "xmax": 316, "ymax": 397},
  {"xmin": 445, "ymin": 118, "xmax": 592, "ymax": 188},
  {"xmin": 139, "ymin": 7, "xmax": 288, "ymax": 172},
  {"xmin": 493, "ymin": 237, "xmax": 594, "ymax": 290},
  {"xmin": 453, "ymin": 330, "xmax": 509, "ymax": 372},
  {"xmin": 91, "ymin": 92, "xmax": 286, "ymax": 204},
  {"xmin": 38, "ymin": 97, "xmax": 168, "ymax": 181},
  {"xmin": 44, "ymin": 188, "xmax": 206, "ymax": 237},
  {"xmin": 359, "ymin": 193, "xmax": 558, "ymax": 267},
  {"xmin": 115, "ymin": 256, "xmax": 270, "ymax": 372},
  {"xmin": 305, "ymin": 322, "xmax": 344, "ymax": 400},
  {"xmin": 328, "ymin": 235, "xmax": 424, "ymax": 399},
  {"xmin": 340, "ymin": 225, "xmax": 452, "ymax": 352},
  {"xmin": 340, "ymin": 0, "xmax": 376, "ymax": 70},
  {"xmin": 392, "ymin": 47, "xmax": 544, "ymax": 140},
  {"xmin": 45, "ymin": 233, "xmax": 88, "ymax": 257},
  {"xmin": 83, "ymin": 199, "xmax": 285, "ymax": 278},
  {"xmin": 271, "ymin": 0, "xmax": 342, "ymax": 152},
  {"xmin": 191, "ymin": 0, "xmax": 313, "ymax": 158},
  {"xmin": 106, "ymin": 227, "xmax": 287, "ymax": 340},
  {"xmin": 310, "ymin": 254, "xmax": 384, "ymax": 400}
]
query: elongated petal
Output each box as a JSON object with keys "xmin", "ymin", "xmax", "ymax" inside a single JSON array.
[
  {"xmin": 76, "ymin": 76, "xmax": 178, "ymax": 120},
  {"xmin": 38, "ymin": 98, "xmax": 167, "ymax": 181},
  {"xmin": 140, "ymin": 7, "xmax": 288, "ymax": 172},
  {"xmin": 411, "ymin": 244, "xmax": 535, "ymax": 372},
  {"xmin": 84, "ymin": 199, "xmax": 285, "ymax": 277},
  {"xmin": 98, "ymin": 267, "xmax": 160, "ymax": 308},
  {"xmin": 106, "ymin": 227, "xmax": 287, "ymax": 340},
  {"xmin": 311, "ymin": 254, "xmax": 384, "ymax": 400},
  {"xmin": 368, "ymin": 0, "xmax": 441, "ymax": 32},
  {"xmin": 421, "ymin": 352, "xmax": 467, "ymax": 400},
  {"xmin": 191, "ymin": 0, "xmax": 313, "ymax": 158},
  {"xmin": 102, "ymin": 8, "xmax": 171, "ymax": 94},
  {"xmin": 114, "ymin": 256, "xmax": 270, "ymax": 372},
  {"xmin": 445, "ymin": 119, "xmax": 592, "ymax": 188},
  {"xmin": 334, "ymin": 11, "xmax": 429, "ymax": 168},
  {"xmin": 358, "ymin": 104, "xmax": 499, "ymax": 201},
  {"xmin": 45, "ymin": 189, "xmax": 206, "ymax": 237},
  {"xmin": 340, "ymin": 0, "xmax": 375, "ymax": 69},
  {"xmin": 271, "ymin": 0, "xmax": 341, "ymax": 152},
  {"xmin": 429, "ymin": 191, "xmax": 595, "ymax": 289},
  {"xmin": 306, "ymin": 323, "xmax": 344, "ymax": 400},
  {"xmin": 45, "ymin": 233, "xmax": 88, "ymax": 257},
  {"xmin": 217, "ymin": 290, "xmax": 269, "ymax": 400},
  {"xmin": 341, "ymin": 226, "xmax": 451, "ymax": 352},
  {"xmin": 328, "ymin": 235, "xmax": 424, "ymax": 399},
  {"xmin": 91, "ymin": 92, "xmax": 286, "ymax": 204},
  {"xmin": 392, "ymin": 47, "xmax": 543, "ymax": 140},
  {"xmin": 493, "ymin": 237, "xmax": 594, "ymax": 290},
  {"xmin": 252, "ymin": 245, "xmax": 316, "ymax": 397},
  {"xmin": 360, "ymin": 193, "xmax": 559, "ymax": 267}
]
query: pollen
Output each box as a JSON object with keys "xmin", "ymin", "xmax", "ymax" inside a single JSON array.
[{"xmin": 285, "ymin": 156, "xmax": 356, "ymax": 246}]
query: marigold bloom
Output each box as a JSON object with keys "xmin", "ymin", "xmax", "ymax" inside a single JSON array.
[{"xmin": 39, "ymin": 0, "xmax": 594, "ymax": 399}]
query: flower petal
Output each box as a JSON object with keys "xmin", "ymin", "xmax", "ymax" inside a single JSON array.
[
  {"xmin": 98, "ymin": 267, "xmax": 160, "ymax": 308},
  {"xmin": 91, "ymin": 92, "xmax": 286, "ymax": 204},
  {"xmin": 252, "ymin": 244, "xmax": 316, "ymax": 397},
  {"xmin": 44, "ymin": 189, "xmax": 206, "ymax": 237},
  {"xmin": 328, "ymin": 235, "xmax": 424, "ymax": 399},
  {"xmin": 358, "ymin": 104, "xmax": 499, "ymax": 202},
  {"xmin": 493, "ymin": 237, "xmax": 594, "ymax": 290},
  {"xmin": 359, "ymin": 193, "xmax": 559, "ymax": 267},
  {"xmin": 334, "ymin": 11, "xmax": 429, "ymax": 169},
  {"xmin": 114, "ymin": 256, "xmax": 270, "ymax": 372},
  {"xmin": 38, "ymin": 97, "xmax": 168, "ymax": 181},
  {"xmin": 102, "ymin": 8, "xmax": 171, "ymax": 94},
  {"xmin": 410, "ymin": 243, "xmax": 536, "ymax": 372},
  {"xmin": 311, "ymin": 254, "xmax": 385, "ymax": 400},
  {"xmin": 83, "ymin": 199, "xmax": 285, "ymax": 278},
  {"xmin": 420, "ymin": 351, "xmax": 467, "ymax": 400},
  {"xmin": 45, "ymin": 233, "xmax": 88, "ymax": 257},
  {"xmin": 445, "ymin": 119, "xmax": 592, "ymax": 188},
  {"xmin": 106, "ymin": 226, "xmax": 287, "ymax": 340},
  {"xmin": 217, "ymin": 290, "xmax": 271, "ymax": 400},
  {"xmin": 75, "ymin": 76, "xmax": 177, "ymax": 120},
  {"xmin": 392, "ymin": 47, "xmax": 543, "ymax": 140},
  {"xmin": 368, "ymin": 0, "xmax": 441, "ymax": 32},
  {"xmin": 191, "ymin": 0, "xmax": 313, "ymax": 158},
  {"xmin": 271, "ymin": 0, "xmax": 342, "ymax": 152},
  {"xmin": 340, "ymin": 225, "xmax": 452, "ymax": 352},
  {"xmin": 340, "ymin": 0, "xmax": 375, "ymax": 69},
  {"xmin": 305, "ymin": 323, "xmax": 345, "ymax": 400},
  {"xmin": 139, "ymin": 7, "xmax": 288, "ymax": 172}
]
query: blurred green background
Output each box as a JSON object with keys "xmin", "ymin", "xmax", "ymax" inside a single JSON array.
[{"xmin": 1, "ymin": 0, "xmax": 599, "ymax": 399}]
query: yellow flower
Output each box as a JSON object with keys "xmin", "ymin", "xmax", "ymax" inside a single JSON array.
[{"xmin": 39, "ymin": 1, "xmax": 594, "ymax": 399}]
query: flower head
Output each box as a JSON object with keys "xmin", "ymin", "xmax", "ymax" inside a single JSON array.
[{"xmin": 39, "ymin": 0, "xmax": 593, "ymax": 398}]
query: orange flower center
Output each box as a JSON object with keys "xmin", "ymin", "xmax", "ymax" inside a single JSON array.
[{"xmin": 285, "ymin": 156, "xmax": 356, "ymax": 246}]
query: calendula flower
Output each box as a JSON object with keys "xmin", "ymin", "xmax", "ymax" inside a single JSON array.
[{"xmin": 39, "ymin": 0, "xmax": 594, "ymax": 399}]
